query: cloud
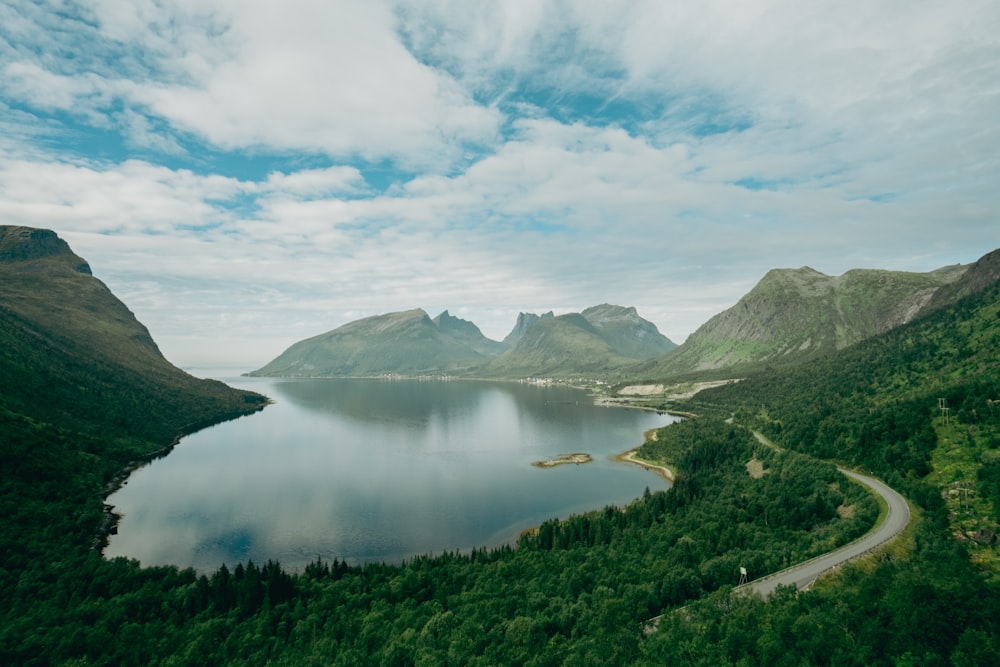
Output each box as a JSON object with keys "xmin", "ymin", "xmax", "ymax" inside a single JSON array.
[
  {"xmin": 260, "ymin": 167, "xmax": 368, "ymax": 198},
  {"xmin": 0, "ymin": 0, "xmax": 998, "ymax": 366}
]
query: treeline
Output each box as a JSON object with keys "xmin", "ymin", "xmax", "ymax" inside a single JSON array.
[
  {"xmin": 692, "ymin": 283, "xmax": 1000, "ymax": 494},
  {"xmin": 5, "ymin": 260, "xmax": 1000, "ymax": 664},
  {"xmin": 2, "ymin": 417, "xmax": 876, "ymax": 665},
  {"xmin": 641, "ymin": 526, "xmax": 999, "ymax": 665},
  {"xmin": 639, "ymin": 278, "xmax": 1000, "ymax": 664}
]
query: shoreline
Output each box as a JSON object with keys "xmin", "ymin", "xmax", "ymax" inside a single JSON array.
[
  {"xmin": 614, "ymin": 447, "xmax": 675, "ymax": 482},
  {"xmin": 92, "ymin": 404, "xmax": 269, "ymax": 552},
  {"xmin": 532, "ymin": 453, "xmax": 593, "ymax": 468}
]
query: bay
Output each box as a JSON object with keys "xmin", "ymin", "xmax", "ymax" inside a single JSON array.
[{"xmin": 104, "ymin": 377, "xmax": 676, "ymax": 572}]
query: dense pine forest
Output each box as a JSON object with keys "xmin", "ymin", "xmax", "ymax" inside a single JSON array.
[{"xmin": 3, "ymin": 246, "xmax": 1000, "ymax": 664}]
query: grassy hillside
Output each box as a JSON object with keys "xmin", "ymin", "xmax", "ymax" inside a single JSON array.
[
  {"xmin": 581, "ymin": 304, "xmax": 677, "ymax": 359},
  {"xmin": 481, "ymin": 313, "xmax": 639, "ymax": 377},
  {"xmin": 483, "ymin": 306, "xmax": 675, "ymax": 378},
  {"xmin": 635, "ymin": 250, "xmax": 1000, "ymax": 664},
  {"xmin": 0, "ymin": 227, "xmax": 266, "ymax": 442},
  {"xmin": 254, "ymin": 303, "xmax": 673, "ymax": 379},
  {"xmin": 681, "ymin": 250, "xmax": 1000, "ymax": 569},
  {"xmin": 640, "ymin": 264, "xmax": 966, "ymax": 378},
  {"xmin": 433, "ymin": 309, "xmax": 506, "ymax": 357},
  {"xmin": 1, "ymin": 227, "xmax": 268, "ymax": 659},
  {"xmin": 249, "ymin": 309, "xmax": 492, "ymax": 376},
  {"xmin": 3, "ymin": 226, "xmax": 998, "ymax": 665}
]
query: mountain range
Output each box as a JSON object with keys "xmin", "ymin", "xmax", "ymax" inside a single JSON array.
[
  {"xmin": 249, "ymin": 303, "xmax": 677, "ymax": 378},
  {"xmin": 251, "ymin": 259, "xmax": 989, "ymax": 380},
  {"xmin": 4, "ymin": 221, "xmax": 996, "ymax": 401},
  {"xmin": 3, "ymin": 225, "xmax": 999, "ymax": 664}
]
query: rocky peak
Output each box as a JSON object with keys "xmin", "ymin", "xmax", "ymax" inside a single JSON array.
[
  {"xmin": 502, "ymin": 311, "xmax": 554, "ymax": 346},
  {"xmin": 0, "ymin": 226, "xmax": 92, "ymax": 274},
  {"xmin": 581, "ymin": 303, "xmax": 641, "ymax": 325}
]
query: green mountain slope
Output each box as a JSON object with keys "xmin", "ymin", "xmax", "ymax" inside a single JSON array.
[
  {"xmin": 253, "ymin": 303, "xmax": 673, "ymax": 378},
  {"xmin": 482, "ymin": 305, "xmax": 675, "ymax": 377},
  {"xmin": 482, "ymin": 313, "xmax": 635, "ymax": 376},
  {"xmin": 687, "ymin": 247, "xmax": 1000, "ymax": 494},
  {"xmin": 249, "ymin": 308, "xmax": 494, "ymax": 376},
  {"xmin": 432, "ymin": 309, "xmax": 506, "ymax": 357},
  {"xmin": 0, "ymin": 226, "xmax": 265, "ymax": 441},
  {"xmin": 636, "ymin": 247, "xmax": 1000, "ymax": 664},
  {"xmin": 641, "ymin": 264, "xmax": 967, "ymax": 377},
  {"xmin": 502, "ymin": 310, "xmax": 554, "ymax": 346},
  {"xmin": 581, "ymin": 304, "xmax": 677, "ymax": 359},
  {"xmin": 0, "ymin": 226, "xmax": 266, "ymax": 576}
]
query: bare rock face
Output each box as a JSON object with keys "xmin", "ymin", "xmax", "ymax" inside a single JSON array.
[{"xmin": 921, "ymin": 248, "xmax": 1000, "ymax": 314}]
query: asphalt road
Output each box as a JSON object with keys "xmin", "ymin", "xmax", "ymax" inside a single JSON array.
[
  {"xmin": 745, "ymin": 466, "xmax": 911, "ymax": 598},
  {"xmin": 641, "ymin": 437, "xmax": 911, "ymax": 630}
]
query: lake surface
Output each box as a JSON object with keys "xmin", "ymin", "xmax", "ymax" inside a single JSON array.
[{"xmin": 104, "ymin": 377, "xmax": 676, "ymax": 572}]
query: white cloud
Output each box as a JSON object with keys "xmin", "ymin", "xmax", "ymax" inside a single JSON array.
[
  {"xmin": 115, "ymin": 0, "xmax": 499, "ymax": 167},
  {"xmin": 1, "ymin": 0, "xmax": 998, "ymax": 366},
  {"xmin": 261, "ymin": 167, "xmax": 368, "ymax": 198}
]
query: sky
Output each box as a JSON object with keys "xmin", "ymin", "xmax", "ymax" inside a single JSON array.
[{"xmin": 1, "ymin": 1, "xmax": 998, "ymax": 369}]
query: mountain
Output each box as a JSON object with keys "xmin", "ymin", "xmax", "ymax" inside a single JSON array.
[
  {"xmin": 581, "ymin": 304, "xmax": 677, "ymax": 359},
  {"xmin": 482, "ymin": 305, "xmax": 676, "ymax": 377},
  {"xmin": 640, "ymin": 264, "xmax": 968, "ymax": 377},
  {"xmin": 0, "ymin": 226, "xmax": 266, "ymax": 441},
  {"xmin": 502, "ymin": 311, "xmax": 554, "ymax": 347},
  {"xmin": 920, "ymin": 248, "xmax": 1000, "ymax": 314},
  {"xmin": 0, "ymin": 225, "xmax": 266, "ymax": 580},
  {"xmin": 684, "ymin": 246, "xmax": 1000, "ymax": 538},
  {"xmin": 638, "ymin": 249, "xmax": 1000, "ymax": 667},
  {"xmin": 432, "ymin": 310, "xmax": 506, "ymax": 357},
  {"xmin": 253, "ymin": 303, "xmax": 674, "ymax": 378},
  {"xmin": 249, "ymin": 308, "xmax": 497, "ymax": 376}
]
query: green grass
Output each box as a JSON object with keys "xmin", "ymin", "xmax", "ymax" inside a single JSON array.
[{"xmin": 927, "ymin": 418, "xmax": 1000, "ymax": 573}]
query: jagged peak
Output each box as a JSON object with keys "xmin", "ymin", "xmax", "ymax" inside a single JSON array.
[{"xmin": 433, "ymin": 309, "xmax": 472, "ymax": 326}]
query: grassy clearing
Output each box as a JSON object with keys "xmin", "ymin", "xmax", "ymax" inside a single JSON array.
[{"xmin": 927, "ymin": 418, "xmax": 1000, "ymax": 573}]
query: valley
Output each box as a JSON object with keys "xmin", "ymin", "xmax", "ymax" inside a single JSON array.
[{"xmin": 2, "ymin": 226, "xmax": 998, "ymax": 665}]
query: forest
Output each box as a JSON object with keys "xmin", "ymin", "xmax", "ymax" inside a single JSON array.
[
  {"xmin": 3, "ymin": 417, "xmax": 881, "ymax": 665},
  {"xmin": 2, "ymin": 279, "xmax": 1000, "ymax": 664}
]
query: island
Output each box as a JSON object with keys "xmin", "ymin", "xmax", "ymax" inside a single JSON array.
[{"xmin": 532, "ymin": 453, "xmax": 592, "ymax": 468}]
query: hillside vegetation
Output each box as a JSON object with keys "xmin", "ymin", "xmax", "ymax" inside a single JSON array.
[
  {"xmin": 0, "ymin": 226, "xmax": 266, "ymax": 587},
  {"xmin": 251, "ymin": 303, "xmax": 675, "ymax": 378},
  {"xmin": 637, "ymin": 264, "xmax": 967, "ymax": 378},
  {"xmin": 637, "ymin": 249, "xmax": 1000, "ymax": 664},
  {"xmin": 2, "ymin": 226, "xmax": 999, "ymax": 665}
]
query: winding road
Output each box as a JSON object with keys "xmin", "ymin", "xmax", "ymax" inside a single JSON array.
[
  {"xmin": 641, "ymin": 429, "xmax": 912, "ymax": 631},
  {"xmin": 742, "ymin": 433, "xmax": 911, "ymax": 598}
]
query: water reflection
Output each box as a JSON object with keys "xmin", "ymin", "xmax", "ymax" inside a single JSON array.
[{"xmin": 105, "ymin": 378, "xmax": 676, "ymax": 572}]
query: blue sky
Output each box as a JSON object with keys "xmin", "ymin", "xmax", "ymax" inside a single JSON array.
[{"xmin": 2, "ymin": 0, "xmax": 998, "ymax": 367}]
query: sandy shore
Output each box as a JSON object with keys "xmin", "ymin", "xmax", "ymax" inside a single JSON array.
[{"xmin": 615, "ymin": 449, "xmax": 675, "ymax": 482}]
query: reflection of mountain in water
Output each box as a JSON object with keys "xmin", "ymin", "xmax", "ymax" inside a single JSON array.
[
  {"xmin": 271, "ymin": 378, "xmax": 489, "ymax": 428},
  {"xmin": 272, "ymin": 377, "xmax": 650, "ymax": 438},
  {"xmin": 105, "ymin": 377, "xmax": 677, "ymax": 571}
]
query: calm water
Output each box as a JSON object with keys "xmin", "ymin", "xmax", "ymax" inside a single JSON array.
[{"xmin": 104, "ymin": 377, "xmax": 676, "ymax": 572}]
